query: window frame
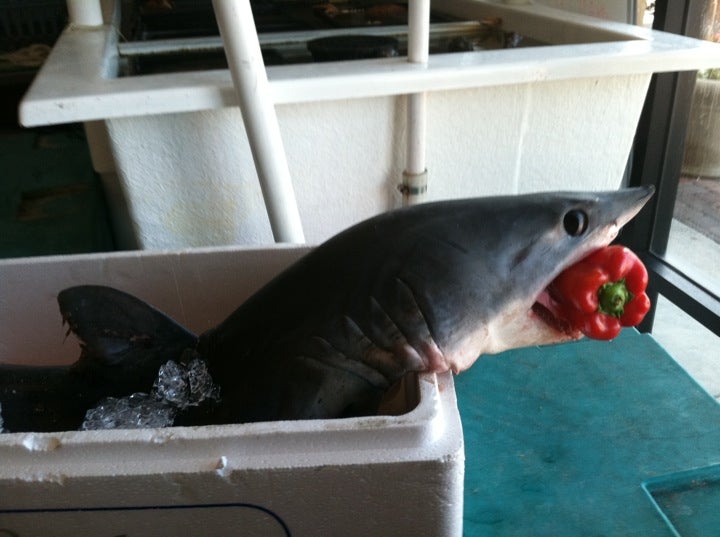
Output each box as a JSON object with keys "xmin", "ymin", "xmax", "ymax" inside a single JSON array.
[{"xmin": 621, "ymin": 0, "xmax": 720, "ymax": 336}]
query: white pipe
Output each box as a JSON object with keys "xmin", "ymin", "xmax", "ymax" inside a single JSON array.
[
  {"xmin": 66, "ymin": 0, "xmax": 104, "ymax": 27},
  {"xmin": 408, "ymin": 0, "xmax": 431, "ymax": 64},
  {"xmin": 212, "ymin": 0, "xmax": 305, "ymax": 243},
  {"xmin": 406, "ymin": 93, "xmax": 427, "ymax": 175},
  {"xmin": 402, "ymin": 0, "xmax": 431, "ymax": 206}
]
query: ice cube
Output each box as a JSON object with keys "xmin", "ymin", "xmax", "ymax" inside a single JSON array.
[
  {"xmin": 81, "ymin": 356, "xmax": 220, "ymax": 431},
  {"xmin": 153, "ymin": 357, "xmax": 220, "ymax": 409},
  {"xmin": 186, "ymin": 357, "xmax": 221, "ymax": 406},
  {"xmin": 154, "ymin": 359, "xmax": 189, "ymax": 407},
  {"xmin": 81, "ymin": 393, "xmax": 176, "ymax": 430}
]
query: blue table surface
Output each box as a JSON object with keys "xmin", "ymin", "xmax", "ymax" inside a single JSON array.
[{"xmin": 456, "ymin": 330, "xmax": 720, "ymax": 536}]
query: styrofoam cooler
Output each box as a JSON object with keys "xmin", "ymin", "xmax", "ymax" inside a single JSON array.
[{"xmin": 0, "ymin": 246, "xmax": 465, "ymax": 536}]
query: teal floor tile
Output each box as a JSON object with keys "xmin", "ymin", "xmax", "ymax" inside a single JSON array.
[{"xmin": 457, "ymin": 330, "xmax": 720, "ymax": 536}]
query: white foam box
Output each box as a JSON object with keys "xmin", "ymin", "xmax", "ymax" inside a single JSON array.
[{"xmin": 0, "ymin": 246, "xmax": 465, "ymax": 536}]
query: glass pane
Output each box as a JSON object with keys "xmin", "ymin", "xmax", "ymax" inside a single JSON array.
[
  {"xmin": 667, "ymin": 0, "xmax": 720, "ymax": 297},
  {"xmin": 653, "ymin": 295, "xmax": 720, "ymax": 398}
]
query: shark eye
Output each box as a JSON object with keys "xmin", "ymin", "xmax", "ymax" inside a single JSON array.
[{"xmin": 563, "ymin": 209, "xmax": 588, "ymax": 237}]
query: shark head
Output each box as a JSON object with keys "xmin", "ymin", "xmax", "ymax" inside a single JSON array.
[{"xmin": 390, "ymin": 186, "xmax": 655, "ymax": 373}]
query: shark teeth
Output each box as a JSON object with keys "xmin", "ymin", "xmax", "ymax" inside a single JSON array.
[{"xmin": 532, "ymin": 289, "xmax": 581, "ymax": 338}]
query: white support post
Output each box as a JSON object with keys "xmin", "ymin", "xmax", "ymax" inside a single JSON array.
[
  {"xmin": 212, "ymin": 0, "xmax": 305, "ymax": 243},
  {"xmin": 66, "ymin": 0, "xmax": 104, "ymax": 27}
]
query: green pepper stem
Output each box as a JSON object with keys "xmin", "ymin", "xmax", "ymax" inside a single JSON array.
[{"xmin": 597, "ymin": 279, "xmax": 634, "ymax": 318}]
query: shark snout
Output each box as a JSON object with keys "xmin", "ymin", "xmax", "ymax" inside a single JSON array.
[{"xmin": 610, "ymin": 185, "xmax": 655, "ymax": 229}]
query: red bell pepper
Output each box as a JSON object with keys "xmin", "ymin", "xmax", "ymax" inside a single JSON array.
[{"xmin": 549, "ymin": 245, "xmax": 651, "ymax": 340}]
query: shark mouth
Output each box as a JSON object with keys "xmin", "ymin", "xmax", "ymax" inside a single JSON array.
[{"xmin": 531, "ymin": 288, "xmax": 583, "ymax": 340}]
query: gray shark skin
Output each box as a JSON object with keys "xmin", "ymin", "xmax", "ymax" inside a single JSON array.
[{"xmin": 0, "ymin": 187, "xmax": 653, "ymax": 432}]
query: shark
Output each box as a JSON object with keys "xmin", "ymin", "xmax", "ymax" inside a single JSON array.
[{"xmin": 0, "ymin": 187, "xmax": 654, "ymax": 432}]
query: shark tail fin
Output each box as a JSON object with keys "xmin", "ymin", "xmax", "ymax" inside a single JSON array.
[{"xmin": 58, "ymin": 285, "xmax": 199, "ymax": 394}]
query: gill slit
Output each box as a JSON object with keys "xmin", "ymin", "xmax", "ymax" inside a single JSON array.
[
  {"xmin": 308, "ymin": 332, "xmax": 393, "ymax": 389},
  {"xmin": 371, "ymin": 276, "xmax": 445, "ymax": 370}
]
